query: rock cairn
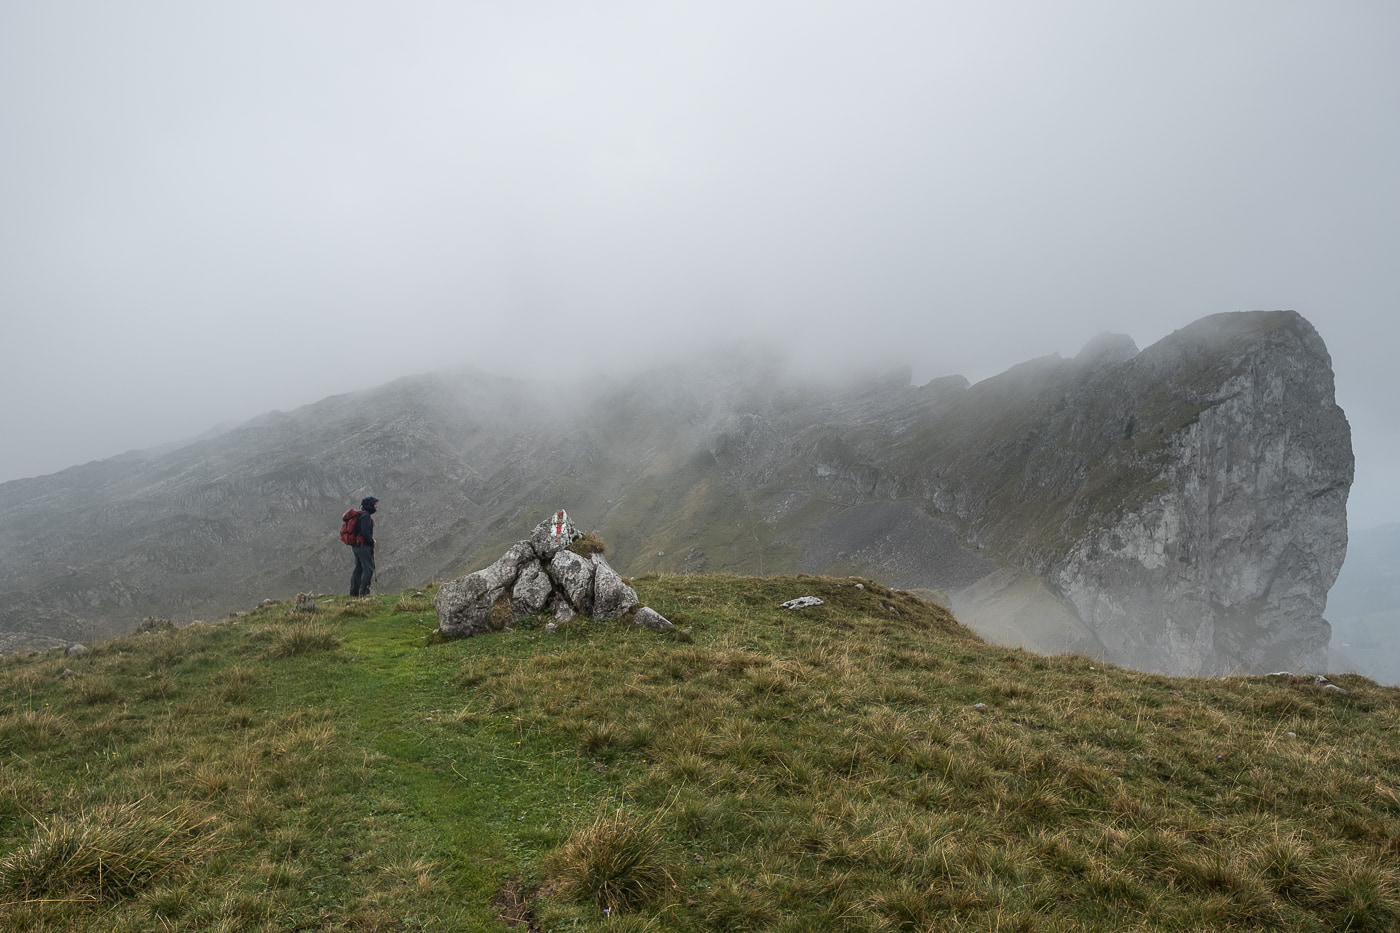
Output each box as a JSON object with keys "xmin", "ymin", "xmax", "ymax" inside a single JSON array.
[{"xmin": 434, "ymin": 510, "xmax": 671, "ymax": 638}]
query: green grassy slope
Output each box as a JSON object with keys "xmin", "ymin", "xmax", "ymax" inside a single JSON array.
[{"xmin": 3, "ymin": 576, "xmax": 1399, "ymax": 932}]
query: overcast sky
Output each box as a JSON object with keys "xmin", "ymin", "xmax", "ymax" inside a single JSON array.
[{"xmin": 3, "ymin": 2, "xmax": 1397, "ymax": 528}]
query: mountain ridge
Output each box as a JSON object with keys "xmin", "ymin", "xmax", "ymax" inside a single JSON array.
[{"xmin": 0, "ymin": 310, "xmax": 1354, "ymax": 676}]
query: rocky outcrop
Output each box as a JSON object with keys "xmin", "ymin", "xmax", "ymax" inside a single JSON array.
[
  {"xmin": 434, "ymin": 510, "xmax": 643, "ymax": 637},
  {"xmin": 1042, "ymin": 313, "xmax": 1351, "ymax": 674},
  {"xmin": 659, "ymin": 310, "xmax": 1350, "ymax": 677},
  {"xmin": 915, "ymin": 311, "xmax": 1351, "ymax": 675}
]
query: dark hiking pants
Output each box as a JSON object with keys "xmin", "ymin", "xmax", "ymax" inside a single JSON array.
[{"xmin": 351, "ymin": 545, "xmax": 376, "ymax": 596}]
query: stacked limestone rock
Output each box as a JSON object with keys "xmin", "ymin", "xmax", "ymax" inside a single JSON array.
[{"xmin": 433, "ymin": 510, "xmax": 671, "ymax": 638}]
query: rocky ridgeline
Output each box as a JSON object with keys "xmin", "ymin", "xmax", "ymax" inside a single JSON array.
[
  {"xmin": 433, "ymin": 510, "xmax": 672, "ymax": 637},
  {"xmin": 0, "ymin": 310, "xmax": 1354, "ymax": 678}
]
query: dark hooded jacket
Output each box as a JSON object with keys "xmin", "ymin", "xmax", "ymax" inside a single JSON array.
[{"xmin": 357, "ymin": 498, "xmax": 378, "ymax": 548}]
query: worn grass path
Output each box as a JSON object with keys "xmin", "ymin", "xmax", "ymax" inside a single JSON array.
[
  {"xmin": 290, "ymin": 596, "xmax": 617, "ymax": 929},
  {"xmin": 0, "ymin": 591, "xmax": 622, "ymax": 931}
]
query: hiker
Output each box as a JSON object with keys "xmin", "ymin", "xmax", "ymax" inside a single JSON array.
[{"xmin": 347, "ymin": 496, "xmax": 380, "ymax": 596}]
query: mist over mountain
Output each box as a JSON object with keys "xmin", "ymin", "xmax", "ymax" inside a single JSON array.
[
  {"xmin": 0, "ymin": 310, "xmax": 1355, "ymax": 678},
  {"xmin": 1327, "ymin": 523, "xmax": 1400, "ymax": 683}
]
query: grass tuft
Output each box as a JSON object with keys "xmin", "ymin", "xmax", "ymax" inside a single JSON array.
[
  {"xmin": 264, "ymin": 620, "xmax": 341, "ymax": 658},
  {"xmin": 393, "ymin": 593, "xmax": 434, "ymax": 614},
  {"xmin": 545, "ymin": 805, "xmax": 676, "ymax": 912},
  {"xmin": 0, "ymin": 800, "xmax": 221, "ymax": 903},
  {"xmin": 569, "ymin": 532, "xmax": 608, "ymax": 558},
  {"xmin": 0, "ymin": 708, "xmax": 68, "ymax": 753}
]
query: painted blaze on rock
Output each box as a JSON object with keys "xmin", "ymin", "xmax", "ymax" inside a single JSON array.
[{"xmin": 433, "ymin": 509, "xmax": 639, "ymax": 638}]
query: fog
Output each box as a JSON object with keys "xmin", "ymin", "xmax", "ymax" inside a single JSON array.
[{"xmin": 3, "ymin": 2, "xmax": 1397, "ymax": 527}]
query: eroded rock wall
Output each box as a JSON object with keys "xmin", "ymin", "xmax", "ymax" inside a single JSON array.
[{"xmin": 1044, "ymin": 313, "xmax": 1352, "ymax": 674}]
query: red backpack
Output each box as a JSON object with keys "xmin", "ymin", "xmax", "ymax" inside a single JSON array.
[{"xmin": 339, "ymin": 509, "xmax": 364, "ymax": 546}]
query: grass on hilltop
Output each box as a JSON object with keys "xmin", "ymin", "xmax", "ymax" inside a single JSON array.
[{"xmin": 1, "ymin": 574, "xmax": 1399, "ymax": 931}]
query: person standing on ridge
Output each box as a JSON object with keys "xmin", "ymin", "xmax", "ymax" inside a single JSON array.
[{"xmin": 349, "ymin": 496, "xmax": 379, "ymax": 597}]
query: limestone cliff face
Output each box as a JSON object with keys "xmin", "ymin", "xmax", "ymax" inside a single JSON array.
[{"xmin": 1045, "ymin": 313, "xmax": 1352, "ymax": 674}]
